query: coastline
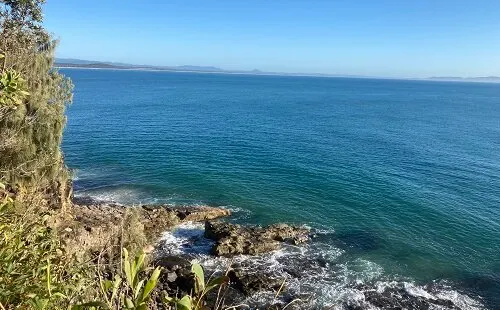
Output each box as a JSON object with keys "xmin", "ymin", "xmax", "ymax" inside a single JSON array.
[
  {"xmin": 55, "ymin": 65, "xmax": 500, "ymax": 84},
  {"xmin": 69, "ymin": 195, "xmax": 487, "ymax": 310}
]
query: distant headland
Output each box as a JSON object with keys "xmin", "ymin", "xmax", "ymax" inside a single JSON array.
[{"xmin": 55, "ymin": 58, "xmax": 500, "ymax": 83}]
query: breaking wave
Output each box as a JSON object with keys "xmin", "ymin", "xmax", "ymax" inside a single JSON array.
[{"xmin": 158, "ymin": 222, "xmax": 485, "ymax": 310}]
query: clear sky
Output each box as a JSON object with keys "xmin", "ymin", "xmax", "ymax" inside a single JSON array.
[{"xmin": 44, "ymin": 0, "xmax": 500, "ymax": 78}]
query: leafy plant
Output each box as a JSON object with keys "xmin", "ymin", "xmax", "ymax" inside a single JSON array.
[
  {"xmin": 0, "ymin": 182, "xmax": 13, "ymax": 212},
  {"xmin": 0, "ymin": 187, "xmax": 88, "ymax": 309},
  {"xmin": 164, "ymin": 263, "xmax": 229, "ymax": 310},
  {"xmin": 0, "ymin": 68, "xmax": 30, "ymax": 107},
  {"xmin": 90, "ymin": 248, "xmax": 161, "ymax": 310}
]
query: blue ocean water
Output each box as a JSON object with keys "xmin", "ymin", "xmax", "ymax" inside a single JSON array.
[{"xmin": 61, "ymin": 69, "xmax": 500, "ymax": 308}]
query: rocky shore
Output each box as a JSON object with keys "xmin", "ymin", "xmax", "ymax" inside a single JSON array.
[{"xmin": 66, "ymin": 198, "xmax": 485, "ymax": 310}]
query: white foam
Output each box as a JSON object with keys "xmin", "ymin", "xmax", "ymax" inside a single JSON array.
[
  {"xmin": 434, "ymin": 287, "xmax": 485, "ymax": 310},
  {"xmin": 220, "ymin": 205, "xmax": 253, "ymax": 220},
  {"xmin": 157, "ymin": 224, "xmax": 486, "ymax": 309},
  {"xmin": 159, "ymin": 222, "xmax": 212, "ymax": 256},
  {"xmin": 85, "ymin": 188, "xmax": 144, "ymax": 204},
  {"xmin": 404, "ymin": 281, "xmax": 436, "ymax": 299}
]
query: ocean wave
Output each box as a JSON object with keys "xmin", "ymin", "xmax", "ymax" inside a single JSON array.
[
  {"xmin": 74, "ymin": 187, "xmax": 149, "ymax": 204},
  {"xmin": 220, "ymin": 205, "xmax": 253, "ymax": 221},
  {"xmin": 158, "ymin": 222, "xmax": 485, "ymax": 309}
]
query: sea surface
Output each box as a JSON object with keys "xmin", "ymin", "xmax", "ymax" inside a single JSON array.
[{"xmin": 61, "ymin": 68, "xmax": 500, "ymax": 309}]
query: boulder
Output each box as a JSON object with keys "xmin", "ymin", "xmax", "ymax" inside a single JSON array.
[
  {"xmin": 172, "ymin": 206, "xmax": 231, "ymax": 222},
  {"xmin": 205, "ymin": 221, "xmax": 310, "ymax": 257},
  {"xmin": 228, "ymin": 265, "xmax": 284, "ymax": 295},
  {"xmin": 153, "ymin": 255, "xmax": 195, "ymax": 297}
]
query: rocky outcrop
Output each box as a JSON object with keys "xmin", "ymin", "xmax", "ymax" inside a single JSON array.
[
  {"xmin": 71, "ymin": 202, "xmax": 231, "ymax": 239},
  {"xmin": 64, "ymin": 200, "xmax": 231, "ymax": 259},
  {"xmin": 348, "ymin": 283, "xmax": 461, "ymax": 310},
  {"xmin": 205, "ymin": 221, "xmax": 310, "ymax": 257},
  {"xmin": 228, "ymin": 262, "xmax": 284, "ymax": 294}
]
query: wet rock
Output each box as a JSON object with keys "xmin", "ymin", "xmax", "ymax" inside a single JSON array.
[
  {"xmin": 228, "ymin": 265, "xmax": 284, "ymax": 295},
  {"xmin": 153, "ymin": 255, "xmax": 191, "ymax": 270},
  {"xmin": 153, "ymin": 255, "xmax": 195, "ymax": 296},
  {"xmin": 205, "ymin": 221, "xmax": 310, "ymax": 257},
  {"xmin": 141, "ymin": 205, "xmax": 231, "ymax": 237},
  {"xmin": 216, "ymin": 235, "xmax": 280, "ymax": 256},
  {"xmin": 351, "ymin": 283, "xmax": 462, "ymax": 310},
  {"xmin": 262, "ymin": 223, "xmax": 310, "ymax": 245},
  {"xmin": 172, "ymin": 206, "xmax": 231, "ymax": 222}
]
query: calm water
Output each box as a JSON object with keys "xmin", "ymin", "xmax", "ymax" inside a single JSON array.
[{"xmin": 61, "ymin": 69, "xmax": 500, "ymax": 308}]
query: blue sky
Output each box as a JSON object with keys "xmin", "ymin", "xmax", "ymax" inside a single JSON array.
[{"xmin": 44, "ymin": 0, "xmax": 500, "ymax": 78}]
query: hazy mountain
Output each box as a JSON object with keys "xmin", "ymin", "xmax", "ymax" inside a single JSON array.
[
  {"xmin": 55, "ymin": 59, "xmax": 499, "ymax": 82},
  {"xmin": 176, "ymin": 65, "xmax": 222, "ymax": 71},
  {"xmin": 55, "ymin": 58, "xmax": 223, "ymax": 72},
  {"xmin": 428, "ymin": 76, "xmax": 500, "ymax": 83}
]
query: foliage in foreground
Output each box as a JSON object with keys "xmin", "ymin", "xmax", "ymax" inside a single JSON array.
[
  {"xmin": 0, "ymin": 183, "xmax": 231, "ymax": 310},
  {"xmin": 0, "ymin": 183, "xmax": 89, "ymax": 309}
]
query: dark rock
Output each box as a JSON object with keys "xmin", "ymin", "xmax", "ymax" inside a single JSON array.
[
  {"xmin": 173, "ymin": 206, "xmax": 231, "ymax": 222},
  {"xmin": 205, "ymin": 221, "xmax": 310, "ymax": 257},
  {"xmin": 350, "ymin": 283, "xmax": 462, "ymax": 310},
  {"xmin": 153, "ymin": 255, "xmax": 191, "ymax": 270},
  {"xmin": 261, "ymin": 223, "xmax": 310, "ymax": 245},
  {"xmin": 153, "ymin": 255, "xmax": 195, "ymax": 297},
  {"xmin": 228, "ymin": 266, "xmax": 284, "ymax": 295}
]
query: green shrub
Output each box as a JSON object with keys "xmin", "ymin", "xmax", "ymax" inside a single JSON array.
[
  {"xmin": 1, "ymin": 0, "xmax": 73, "ymax": 210},
  {"xmin": 0, "ymin": 184, "xmax": 89, "ymax": 309}
]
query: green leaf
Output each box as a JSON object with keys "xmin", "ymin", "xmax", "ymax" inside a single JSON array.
[
  {"xmin": 191, "ymin": 263, "xmax": 205, "ymax": 293},
  {"xmin": 206, "ymin": 275, "xmax": 229, "ymax": 292},
  {"xmin": 123, "ymin": 248, "xmax": 133, "ymax": 287},
  {"xmin": 52, "ymin": 292, "xmax": 68, "ymax": 299},
  {"xmin": 103, "ymin": 279, "xmax": 112, "ymax": 292},
  {"xmin": 111, "ymin": 275, "xmax": 121, "ymax": 301},
  {"xmin": 177, "ymin": 295, "xmax": 193, "ymax": 310},
  {"xmin": 125, "ymin": 297, "xmax": 134, "ymax": 309},
  {"xmin": 163, "ymin": 295, "xmax": 173, "ymax": 303},
  {"xmin": 141, "ymin": 267, "xmax": 161, "ymax": 302},
  {"xmin": 134, "ymin": 279, "xmax": 145, "ymax": 300},
  {"xmin": 135, "ymin": 252, "xmax": 146, "ymax": 272}
]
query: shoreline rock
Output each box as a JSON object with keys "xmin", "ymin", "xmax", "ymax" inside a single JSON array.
[
  {"xmin": 205, "ymin": 221, "xmax": 310, "ymax": 257},
  {"xmin": 63, "ymin": 199, "xmax": 231, "ymax": 259},
  {"xmin": 64, "ymin": 197, "xmax": 481, "ymax": 310}
]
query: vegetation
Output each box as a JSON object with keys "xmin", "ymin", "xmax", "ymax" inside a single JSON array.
[
  {"xmin": 0, "ymin": 183, "xmax": 90, "ymax": 309},
  {"xmin": 1, "ymin": 182, "xmax": 231, "ymax": 309},
  {"xmin": 1, "ymin": 0, "xmax": 73, "ymax": 211},
  {"xmin": 0, "ymin": 1, "xmax": 232, "ymax": 309}
]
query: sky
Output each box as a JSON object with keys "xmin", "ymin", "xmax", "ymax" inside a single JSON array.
[{"xmin": 43, "ymin": 0, "xmax": 500, "ymax": 78}]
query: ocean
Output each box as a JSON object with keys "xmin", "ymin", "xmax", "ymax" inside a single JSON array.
[{"xmin": 61, "ymin": 68, "xmax": 500, "ymax": 309}]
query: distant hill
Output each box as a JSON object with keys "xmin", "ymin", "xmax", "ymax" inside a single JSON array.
[
  {"xmin": 55, "ymin": 58, "xmax": 223, "ymax": 72},
  {"xmin": 55, "ymin": 59, "xmax": 499, "ymax": 82},
  {"xmin": 428, "ymin": 76, "xmax": 500, "ymax": 83},
  {"xmin": 55, "ymin": 58, "xmax": 101, "ymax": 65},
  {"xmin": 176, "ymin": 65, "xmax": 222, "ymax": 71}
]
